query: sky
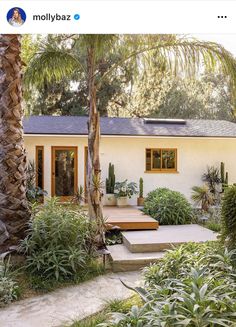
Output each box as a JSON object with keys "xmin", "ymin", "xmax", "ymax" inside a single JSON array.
[{"xmin": 193, "ymin": 34, "xmax": 236, "ymax": 57}]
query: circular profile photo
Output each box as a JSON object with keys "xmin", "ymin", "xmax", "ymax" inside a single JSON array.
[{"xmin": 7, "ymin": 7, "xmax": 26, "ymax": 27}]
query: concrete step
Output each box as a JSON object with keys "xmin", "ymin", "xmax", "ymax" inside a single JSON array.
[
  {"xmin": 107, "ymin": 244, "xmax": 164, "ymax": 272},
  {"xmin": 122, "ymin": 224, "xmax": 218, "ymax": 253}
]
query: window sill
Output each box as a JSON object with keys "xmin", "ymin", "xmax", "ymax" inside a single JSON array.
[{"xmin": 144, "ymin": 170, "xmax": 179, "ymax": 174}]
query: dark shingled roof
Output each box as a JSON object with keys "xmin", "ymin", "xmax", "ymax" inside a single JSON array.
[{"xmin": 23, "ymin": 116, "xmax": 236, "ymax": 138}]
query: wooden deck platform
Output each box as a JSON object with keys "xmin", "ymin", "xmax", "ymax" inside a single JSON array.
[{"xmin": 104, "ymin": 206, "xmax": 159, "ymax": 230}]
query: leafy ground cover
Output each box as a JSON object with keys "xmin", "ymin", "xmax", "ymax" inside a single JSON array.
[{"xmin": 99, "ymin": 242, "xmax": 236, "ymax": 326}]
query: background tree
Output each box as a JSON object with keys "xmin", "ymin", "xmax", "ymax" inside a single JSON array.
[{"xmin": 0, "ymin": 35, "xmax": 29, "ymax": 252}]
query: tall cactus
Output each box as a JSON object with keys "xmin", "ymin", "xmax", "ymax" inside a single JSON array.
[
  {"xmin": 220, "ymin": 162, "xmax": 229, "ymax": 192},
  {"xmin": 139, "ymin": 177, "xmax": 144, "ymax": 198},
  {"xmin": 106, "ymin": 163, "xmax": 115, "ymax": 194}
]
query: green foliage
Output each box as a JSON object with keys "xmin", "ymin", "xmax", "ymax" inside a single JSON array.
[
  {"xmin": 191, "ymin": 185, "xmax": 214, "ymax": 212},
  {"xmin": 221, "ymin": 185, "xmax": 236, "ymax": 249},
  {"xmin": 24, "ymin": 35, "xmax": 236, "ymax": 119},
  {"xmin": 106, "ymin": 163, "xmax": 116, "ymax": 194},
  {"xmin": 143, "ymin": 188, "xmax": 193, "ymax": 225},
  {"xmin": 143, "ymin": 242, "xmax": 221, "ymax": 284},
  {"xmin": 68, "ymin": 296, "xmax": 141, "ymax": 327},
  {"xmin": 139, "ymin": 178, "xmax": 143, "ymax": 198},
  {"xmin": 0, "ymin": 259, "xmax": 19, "ymax": 306},
  {"xmin": 154, "ymin": 74, "xmax": 235, "ymax": 122},
  {"xmin": 28, "ymin": 260, "xmax": 105, "ymax": 292},
  {"xmin": 114, "ymin": 180, "xmax": 138, "ymax": 199},
  {"xmin": 205, "ymin": 220, "xmax": 221, "ymax": 232},
  {"xmin": 21, "ymin": 198, "xmax": 96, "ymax": 281},
  {"xmin": 105, "ymin": 231, "xmax": 122, "ymax": 246},
  {"xmin": 103, "ymin": 243, "xmax": 236, "ymax": 326}
]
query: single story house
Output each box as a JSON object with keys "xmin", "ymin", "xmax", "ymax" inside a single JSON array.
[{"xmin": 23, "ymin": 116, "xmax": 236, "ymax": 204}]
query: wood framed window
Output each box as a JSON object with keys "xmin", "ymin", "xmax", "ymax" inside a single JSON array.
[
  {"xmin": 36, "ymin": 146, "xmax": 44, "ymax": 189},
  {"xmin": 51, "ymin": 146, "xmax": 78, "ymax": 201},
  {"xmin": 145, "ymin": 148, "xmax": 177, "ymax": 173}
]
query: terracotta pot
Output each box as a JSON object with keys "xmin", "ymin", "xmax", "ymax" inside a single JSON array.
[
  {"xmin": 137, "ymin": 197, "xmax": 145, "ymax": 206},
  {"xmin": 104, "ymin": 194, "xmax": 116, "ymax": 206},
  {"xmin": 117, "ymin": 196, "xmax": 128, "ymax": 207}
]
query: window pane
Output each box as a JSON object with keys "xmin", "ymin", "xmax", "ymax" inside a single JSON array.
[
  {"xmin": 146, "ymin": 149, "xmax": 151, "ymax": 171},
  {"xmin": 152, "ymin": 150, "xmax": 161, "ymax": 169},
  {"xmin": 36, "ymin": 147, "xmax": 43, "ymax": 189},
  {"xmin": 162, "ymin": 150, "xmax": 176, "ymax": 169},
  {"xmin": 55, "ymin": 150, "xmax": 75, "ymax": 196}
]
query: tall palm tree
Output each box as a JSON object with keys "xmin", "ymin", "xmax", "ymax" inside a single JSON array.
[
  {"xmin": 25, "ymin": 34, "xmax": 236, "ymax": 245},
  {"xmin": 0, "ymin": 35, "xmax": 29, "ymax": 252}
]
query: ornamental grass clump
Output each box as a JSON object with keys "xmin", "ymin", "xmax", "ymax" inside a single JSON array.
[
  {"xmin": 143, "ymin": 187, "xmax": 193, "ymax": 224},
  {"xmin": 21, "ymin": 198, "xmax": 97, "ymax": 281}
]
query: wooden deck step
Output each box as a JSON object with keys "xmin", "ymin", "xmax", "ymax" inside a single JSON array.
[{"xmin": 104, "ymin": 206, "xmax": 158, "ymax": 230}]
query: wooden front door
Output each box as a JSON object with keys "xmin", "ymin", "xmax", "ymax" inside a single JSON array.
[{"xmin": 51, "ymin": 147, "xmax": 78, "ymax": 201}]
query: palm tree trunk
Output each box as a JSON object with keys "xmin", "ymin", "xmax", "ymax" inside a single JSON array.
[
  {"xmin": 0, "ymin": 34, "xmax": 29, "ymax": 252},
  {"xmin": 87, "ymin": 45, "xmax": 105, "ymax": 248}
]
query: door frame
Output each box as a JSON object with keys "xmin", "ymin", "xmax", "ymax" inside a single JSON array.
[{"xmin": 51, "ymin": 146, "xmax": 78, "ymax": 201}]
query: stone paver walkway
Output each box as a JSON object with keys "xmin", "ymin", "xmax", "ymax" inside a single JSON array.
[{"xmin": 0, "ymin": 271, "xmax": 141, "ymax": 327}]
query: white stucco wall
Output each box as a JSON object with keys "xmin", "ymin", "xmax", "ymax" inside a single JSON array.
[{"xmin": 24, "ymin": 135, "xmax": 236, "ymax": 204}]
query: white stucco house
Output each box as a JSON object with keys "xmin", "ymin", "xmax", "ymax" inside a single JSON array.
[{"xmin": 23, "ymin": 116, "xmax": 236, "ymax": 204}]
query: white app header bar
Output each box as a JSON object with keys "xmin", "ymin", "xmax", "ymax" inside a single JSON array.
[{"xmin": 0, "ymin": 1, "xmax": 235, "ymax": 34}]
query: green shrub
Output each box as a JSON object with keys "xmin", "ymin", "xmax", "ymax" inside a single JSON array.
[
  {"xmin": 21, "ymin": 198, "xmax": 96, "ymax": 281},
  {"xmin": 221, "ymin": 185, "xmax": 236, "ymax": 249},
  {"xmin": 205, "ymin": 220, "xmax": 221, "ymax": 232},
  {"xmin": 102, "ymin": 243, "xmax": 236, "ymax": 327},
  {"xmin": 143, "ymin": 188, "xmax": 193, "ymax": 224},
  {"xmin": 0, "ymin": 259, "xmax": 19, "ymax": 306}
]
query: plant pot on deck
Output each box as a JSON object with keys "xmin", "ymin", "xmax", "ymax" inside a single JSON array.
[
  {"xmin": 117, "ymin": 196, "xmax": 128, "ymax": 207},
  {"xmin": 104, "ymin": 194, "xmax": 116, "ymax": 206},
  {"xmin": 137, "ymin": 197, "xmax": 145, "ymax": 206}
]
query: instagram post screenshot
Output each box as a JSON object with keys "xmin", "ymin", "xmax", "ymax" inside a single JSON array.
[{"xmin": 1, "ymin": 0, "xmax": 236, "ymax": 326}]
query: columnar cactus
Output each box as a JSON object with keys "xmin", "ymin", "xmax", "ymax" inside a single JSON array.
[
  {"xmin": 220, "ymin": 162, "xmax": 229, "ymax": 192},
  {"xmin": 106, "ymin": 163, "xmax": 115, "ymax": 194},
  {"xmin": 139, "ymin": 177, "xmax": 144, "ymax": 198}
]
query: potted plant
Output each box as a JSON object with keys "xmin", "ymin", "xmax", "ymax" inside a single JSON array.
[
  {"xmin": 137, "ymin": 177, "xmax": 145, "ymax": 206},
  {"xmin": 105, "ymin": 163, "xmax": 116, "ymax": 206},
  {"xmin": 115, "ymin": 180, "xmax": 138, "ymax": 207}
]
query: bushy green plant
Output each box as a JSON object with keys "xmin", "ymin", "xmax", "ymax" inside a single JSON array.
[
  {"xmin": 102, "ymin": 243, "xmax": 236, "ymax": 327},
  {"xmin": 21, "ymin": 198, "xmax": 96, "ymax": 281},
  {"xmin": 143, "ymin": 188, "xmax": 193, "ymax": 225},
  {"xmin": 0, "ymin": 259, "xmax": 19, "ymax": 306},
  {"xmin": 221, "ymin": 185, "xmax": 236, "ymax": 249}
]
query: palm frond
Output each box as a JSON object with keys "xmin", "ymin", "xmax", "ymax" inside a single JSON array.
[
  {"xmin": 99, "ymin": 38, "xmax": 236, "ymax": 98},
  {"xmin": 24, "ymin": 43, "xmax": 85, "ymax": 89}
]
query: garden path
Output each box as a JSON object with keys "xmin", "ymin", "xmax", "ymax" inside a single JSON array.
[{"xmin": 0, "ymin": 271, "xmax": 141, "ymax": 327}]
